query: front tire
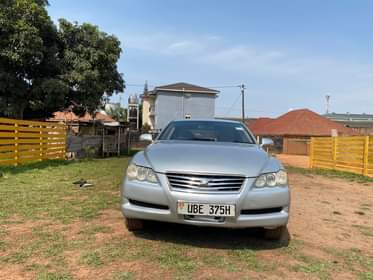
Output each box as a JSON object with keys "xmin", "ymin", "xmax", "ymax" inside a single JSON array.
[
  {"xmin": 125, "ymin": 218, "xmax": 144, "ymax": 231},
  {"xmin": 264, "ymin": 226, "xmax": 287, "ymax": 240}
]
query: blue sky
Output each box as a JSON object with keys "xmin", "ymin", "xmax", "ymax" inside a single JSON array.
[{"xmin": 48, "ymin": 0, "xmax": 373, "ymax": 118}]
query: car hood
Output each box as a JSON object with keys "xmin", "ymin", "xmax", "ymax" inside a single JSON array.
[{"xmin": 144, "ymin": 141, "xmax": 270, "ymax": 177}]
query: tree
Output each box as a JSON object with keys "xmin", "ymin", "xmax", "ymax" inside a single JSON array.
[
  {"xmin": 0, "ymin": 0, "xmax": 62, "ymax": 118},
  {"xmin": 58, "ymin": 19, "xmax": 124, "ymax": 116},
  {"xmin": 0, "ymin": 0, "xmax": 124, "ymax": 119},
  {"xmin": 106, "ymin": 106, "xmax": 127, "ymax": 122}
]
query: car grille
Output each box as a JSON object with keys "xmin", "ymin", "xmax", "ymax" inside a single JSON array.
[{"xmin": 166, "ymin": 172, "xmax": 245, "ymax": 193}]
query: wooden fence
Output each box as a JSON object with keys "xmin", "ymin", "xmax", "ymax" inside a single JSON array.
[
  {"xmin": 0, "ymin": 118, "xmax": 66, "ymax": 166},
  {"xmin": 310, "ymin": 136, "xmax": 373, "ymax": 176}
]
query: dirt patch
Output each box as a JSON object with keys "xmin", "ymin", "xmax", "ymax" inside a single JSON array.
[
  {"xmin": 277, "ymin": 154, "xmax": 310, "ymax": 168},
  {"xmin": 288, "ymin": 172, "xmax": 373, "ymax": 253},
  {"xmin": 1, "ymin": 172, "xmax": 372, "ymax": 279}
]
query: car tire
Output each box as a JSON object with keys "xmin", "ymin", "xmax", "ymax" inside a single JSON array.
[
  {"xmin": 264, "ymin": 226, "xmax": 287, "ymax": 240},
  {"xmin": 125, "ymin": 218, "xmax": 144, "ymax": 231}
]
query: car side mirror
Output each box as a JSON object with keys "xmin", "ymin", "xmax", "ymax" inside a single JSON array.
[
  {"xmin": 260, "ymin": 137, "xmax": 274, "ymax": 148},
  {"xmin": 140, "ymin": 133, "xmax": 153, "ymax": 142}
]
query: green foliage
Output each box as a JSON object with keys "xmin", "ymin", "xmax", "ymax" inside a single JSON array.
[
  {"xmin": 58, "ymin": 19, "xmax": 124, "ymax": 115},
  {"xmin": 83, "ymin": 146, "xmax": 98, "ymax": 158},
  {"xmin": 0, "ymin": 0, "xmax": 124, "ymax": 119},
  {"xmin": 106, "ymin": 106, "xmax": 127, "ymax": 122}
]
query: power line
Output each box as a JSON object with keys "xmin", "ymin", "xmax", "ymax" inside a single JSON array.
[
  {"xmin": 207, "ymin": 85, "xmax": 242, "ymax": 89},
  {"xmin": 224, "ymin": 93, "xmax": 242, "ymax": 116},
  {"xmin": 126, "ymin": 83, "xmax": 152, "ymax": 87}
]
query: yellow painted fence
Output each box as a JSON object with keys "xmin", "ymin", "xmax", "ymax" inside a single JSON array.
[
  {"xmin": 310, "ymin": 136, "xmax": 373, "ymax": 177},
  {"xmin": 0, "ymin": 118, "xmax": 66, "ymax": 166}
]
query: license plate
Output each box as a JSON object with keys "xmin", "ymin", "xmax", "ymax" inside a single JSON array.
[{"xmin": 177, "ymin": 201, "xmax": 235, "ymax": 217}]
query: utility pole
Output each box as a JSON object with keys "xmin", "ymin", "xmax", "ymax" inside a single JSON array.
[
  {"xmin": 240, "ymin": 84, "xmax": 246, "ymax": 122},
  {"xmin": 325, "ymin": 94, "xmax": 331, "ymax": 114}
]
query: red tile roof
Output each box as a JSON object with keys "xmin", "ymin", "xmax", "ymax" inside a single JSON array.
[
  {"xmin": 247, "ymin": 109, "xmax": 353, "ymax": 136},
  {"xmin": 49, "ymin": 111, "xmax": 116, "ymax": 123},
  {"xmin": 246, "ymin": 117, "xmax": 273, "ymax": 133}
]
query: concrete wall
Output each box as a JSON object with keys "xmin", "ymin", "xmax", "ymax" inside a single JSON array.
[{"xmin": 154, "ymin": 91, "xmax": 216, "ymax": 130}]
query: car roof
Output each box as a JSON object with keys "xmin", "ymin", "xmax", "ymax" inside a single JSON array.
[{"xmin": 172, "ymin": 119, "xmax": 243, "ymax": 125}]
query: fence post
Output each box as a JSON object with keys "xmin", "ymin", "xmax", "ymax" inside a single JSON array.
[
  {"xmin": 40, "ymin": 125, "xmax": 43, "ymax": 161},
  {"xmin": 14, "ymin": 122, "xmax": 18, "ymax": 166},
  {"xmin": 309, "ymin": 137, "xmax": 314, "ymax": 168},
  {"xmin": 363, "ymin": 135, "xmax": 369, "ymax": 176},
  {"xmin": 332, "ymin": 137, "xmax": 337, "ymax": 170},
  {"xmin": 62, "ymin": 126, "xmax": 67, "ymax": 159}
]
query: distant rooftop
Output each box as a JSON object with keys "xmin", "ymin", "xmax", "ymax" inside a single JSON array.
[
  {"xmin": 49, "ymin": 111, "xmax": 116, "ymax": 123},
  {"xmin": 325, "ymin": 112, "xmax": 373, "ymax": 121},
  {"xmin": 324, "ymin": 112, "xmax": 373, "ymax": 128},
  {"xmin": 247, "ymin": 109, "xmax": 353, "ymax": 136},
  {"xmin": 154, "ymin": 82, "xmax": 219, "ymax": 94}
]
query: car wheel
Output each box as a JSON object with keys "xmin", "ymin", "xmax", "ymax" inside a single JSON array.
[
  {"xmin": 264, "ymin": 226, "xmax": 287, "ymax": 240},
  {"xmin": 125, "ymin": 218, "xmax": 144, "ymax": 231}
]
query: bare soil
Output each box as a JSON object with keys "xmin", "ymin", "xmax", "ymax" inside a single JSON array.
[
  {"xmin": 277, "ymin": 154, "xmax": 310, "ymax": 168},
  {"xmin": 1, "ymin": 172, "xmax": 372, "ymax": 280}
]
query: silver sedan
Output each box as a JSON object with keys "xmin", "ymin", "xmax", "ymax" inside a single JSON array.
[{"xmin": 121, "ymin": 119, "xmax": 290, "ymax": 239}]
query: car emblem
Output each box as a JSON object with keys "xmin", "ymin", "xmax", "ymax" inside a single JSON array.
[{"xmin": 199, "ymin": 179, "xmax": 210, "ymax": 187}]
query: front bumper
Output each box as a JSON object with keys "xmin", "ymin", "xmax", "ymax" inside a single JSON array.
[{"xmin": 121, "ymin": 174, "xmax": 290, "ymax": 229}]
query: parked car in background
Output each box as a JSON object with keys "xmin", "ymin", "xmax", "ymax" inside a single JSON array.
[{"xmin": 121, "ymin": 119, "xmax": 290, "ymax": 239}]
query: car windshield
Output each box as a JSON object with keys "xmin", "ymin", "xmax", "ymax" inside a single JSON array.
[{"xmin": 158, "ymin": 121, "xmax": 255, "ymax": 144}]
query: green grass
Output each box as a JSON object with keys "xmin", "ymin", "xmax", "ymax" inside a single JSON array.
[
  {"xmin": 230, "ymin": 249, "xmax": 272, "ymax": 272},
  {"xmin": 0, "ymin": 240, "xmax": 7, "ymax": 251},
  {"xmin": 78, "ymin": 225, "xmax": 114, "ymax": 235},
  {"xmin": 286, "ymin": 166, "xmax": 373, "ymax": 184},
  {"xmin": 200, "ymin": 251, "xmax": 240, "ymax": 272},
  {"xmin": 111, "ymin": 271, "xmax": 135, "ymax": 280},
  {"xmin": 292, "ymin": 254, "xmax": 331, "ymax": 280},
  {"xmin": 343, "ymin": 248, "xmax": 373, "ymax": 270},
  {"xmin": 95, "ymin": 238, "xmax": 197, "ymax": 274},
  {"xmin": 0, "ymin": 157, "xmax": 129, "ymax": 223},
  {"xmin": 0, "ymin": 160, "xmax": 73, "ymax": 175},
  {"xmin": 325, "ymin": 247, "xmax": 373, "ymax": 278},
  {"xmin": 1, "ymin": 156, "xmax": 372, "ymax": 279},
  {"xmin": 282, "ymin": 240, "xmax": 333, "ymax": 279},
  {"xmin": 359, "ymin": 272, "xmax": 373, "ymax": 280},
  {"xmin": 98, "ymin": 237, "xmax": 150, "ymax": 262},
  {"xmin": 353, "ymin": 225, "xmax": 373, "ymax": 237},
  {"xmin": 0, "ymin": 227, "xmax": 68, "ymax": 265},
  {"xmin": 156, "ymin": 244, "xmax": 197, "ymax": 273},
  {"xmin": 0, "ymin": 158, "xmax": 129, "ymax": 277},
  {"xmin": 80, "ymin": 250, "xmax": 103, "ymax": 267},
  {"xmin": 36, "ymin": 271, "xmax": 73, "ymax": 280}
]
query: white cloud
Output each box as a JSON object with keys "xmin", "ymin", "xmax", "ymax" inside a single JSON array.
[
  {"xmin": 121, "ymin": 31, "xmax": 373, "ymax": 83},
  {"xmin": 119, "ymin": 30, "xmax": 373, "ymax": 115},
  {"xmin": 164, "ymin": 40, "xmax": 205, "ymax": 55}
]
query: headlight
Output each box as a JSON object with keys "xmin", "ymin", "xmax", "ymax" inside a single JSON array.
[
  {"xmin": 254, "ymin": 170, "xmax": 288, "ymax": 188},
  {"xmin": 126, "ymin": 164, "xmax": 158, "ymax": 183}
]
